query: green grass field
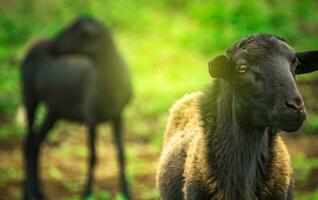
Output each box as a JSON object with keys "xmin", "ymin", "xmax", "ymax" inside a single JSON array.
[{"xmin": 1, "ymin": 0, "xmax": 318, "ymax": 199}]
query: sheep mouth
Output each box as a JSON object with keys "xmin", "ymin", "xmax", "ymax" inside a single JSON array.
[{"xmin": 270, "ymin": 112, "xmax": 306, "ymax": 132}]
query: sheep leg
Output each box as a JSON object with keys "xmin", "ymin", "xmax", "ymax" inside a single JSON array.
[
  {"xmin": 24, "ymin": 94, "xmax": 39, "ymax": 134},
  {"xmin": 83, "ymin": 124, "xmax": 97, "ymax": 198},
  {"xmin": 23, "ymin": 96, "xmax": 39, "ymax": 200},
  {"xmin": 24, "ymin": 111, "xmax": 57, "ymax": 200},
  {"xmin": 112, "ymin": 115, "xmax": 131, "ymax": 200}
]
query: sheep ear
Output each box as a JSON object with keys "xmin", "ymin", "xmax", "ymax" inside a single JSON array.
[
  {"xmin": 295, "ymin": 51, "xmax": 318, "ymax": 74},
  {"xmin": 208, "ymin": 55, "xmax": 233, "ymax": 78}
]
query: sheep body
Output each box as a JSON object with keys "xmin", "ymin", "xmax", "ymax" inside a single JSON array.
[
  {"xmin": 21, "ymin": 17, "xmax": 132, "ymax": 199},
  {"xmin": 157, "ymin": 87, "xmax": 293, "ymax": 200},
  {"xmin": 24, "ymin": 41, "xmax": 94, "ymax": 121},
  {"xmin": 158, "ymin": 92, "xmax": 203, "ymax": 200}
]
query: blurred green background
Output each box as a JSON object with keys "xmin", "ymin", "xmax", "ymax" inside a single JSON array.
[{"xmin": 1, "ymin": 0, "xmax": 318, "ymax": 199}]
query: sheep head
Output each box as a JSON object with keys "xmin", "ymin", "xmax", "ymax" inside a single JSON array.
[
  {"xmin": 208, "ymin": 34, "xmax": 318, "ymax": 132},
  {"xmin": 50, "ymin": 16, "xmax": 110, "ymax": 56}
]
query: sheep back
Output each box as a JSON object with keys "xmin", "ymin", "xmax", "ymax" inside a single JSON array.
[{"xmin": 163, "ymin": 92, "xmax": 203, "ymax": 144}]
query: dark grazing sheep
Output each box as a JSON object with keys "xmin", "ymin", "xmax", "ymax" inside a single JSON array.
[
  {"xmin": 157, "ymin": 34, "xmax": 318, "ymax": 200},
  {"xmin": 21, "ymin": 17, "xmax": 132, "ymax": 200}
]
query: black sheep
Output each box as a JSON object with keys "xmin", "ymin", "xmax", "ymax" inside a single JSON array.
[
  {"xmin": 157, "ymin": 34, "xmax": 318, "ymax": 200},
  {"xmin": 21, "ymin": 17, "xmax": 132, "ymax": 199}
]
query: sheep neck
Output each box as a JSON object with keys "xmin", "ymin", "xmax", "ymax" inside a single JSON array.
[
  {"xmin": 92, "ymin": 40, "xmax": 124, "ymax": 73},
  {"xmin": 86, "ymin": 38, "xmax": 132, "ymax": 117},
  {"xmin": 91, "ymin": 39, "xmax": 131, "ymax": 92},
  {"xmin": 200, "ymin": 80, "xmax": 274, "ymax": 200}
]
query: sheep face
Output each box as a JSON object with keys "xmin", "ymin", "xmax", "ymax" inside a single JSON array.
[
  {"xmin": 51, "ymin": 16, "xmax": 108, "ymax": 56},
  {"xmin": 209, "ymin": 34, "xmax": 318, "ymax": 132}
]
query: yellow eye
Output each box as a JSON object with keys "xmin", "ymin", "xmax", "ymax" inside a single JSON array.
[{"xmin": 237, "ymin": 65, "xmax": 248, "ymax": 74}]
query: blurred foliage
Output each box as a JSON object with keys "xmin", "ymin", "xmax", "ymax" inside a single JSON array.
[
  {"xmin": 1, "ymin": 0, "xmax": 318, "ymax": 123},
  {"xmin": 1, "ymin": 0, "xmax": 318, "ymax": 199}
]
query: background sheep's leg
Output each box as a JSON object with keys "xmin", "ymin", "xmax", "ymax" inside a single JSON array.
[
  {"xmin": 83, "ymin": 124, "xmax": 97, "ymax": 198},
  {"xmin": 24, "ymin": 111, "xmax": 57, "ymax": 200},
  {"xmin": 112, "ymin": 115, "xmax": 131, "ymax": 200},
  {"xmin": 24, "ymin": 94, "xmax": 39, "ymax": 134},
  {"xmin": 23, "ymin": 96, "xmax": 39, "ymax": 200}
]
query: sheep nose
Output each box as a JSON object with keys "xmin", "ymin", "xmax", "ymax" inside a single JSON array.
[{"xmin": 285, "ymin": 97, "xmax": 304, "ymax": 112}]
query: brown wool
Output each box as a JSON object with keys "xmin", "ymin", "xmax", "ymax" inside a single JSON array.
[{"xmin": 157, "ymin": 92, "xmax": 293, "ymax": 200}]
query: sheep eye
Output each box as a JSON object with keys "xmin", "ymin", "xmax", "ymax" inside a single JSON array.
[{"xmin": 237, "ymin": 65, "xmax": 248, "ymax": 74}]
